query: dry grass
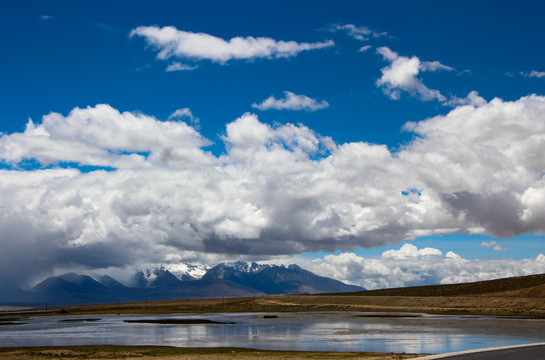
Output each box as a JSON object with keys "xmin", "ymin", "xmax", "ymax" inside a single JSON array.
[
  {"xmin": 338, "ymin": 273, "xmax": 545, "ymax": 298},
  {"xmin": 256, "ymin": 294, "xmax": 545, "ymax": 317},
  {"xmin": 5, "ymin": 291, "xmax": 545, "ymax": 319}
]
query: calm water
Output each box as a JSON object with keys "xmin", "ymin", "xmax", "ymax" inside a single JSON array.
[{"xmin": 1, "ymin": 312, "xmax": 545, "ymax": 354}]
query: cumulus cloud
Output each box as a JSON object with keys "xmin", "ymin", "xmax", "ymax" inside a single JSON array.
[
  {"xmin": 376, "ymin": 47, "xmax": 454, "ymax": 102},
  {"xmin": 0, "ymin": 104, "xmax": 211, "ymax": 169},
  {"xmin": 327, "ymin": 24, "xmax": 386, "ymax": 41},
  {"xmin": 252, "ymin": 91, "xmax": 330, "ymax": 111},
  {"xmin": 358, "ymin": 45, "xmax": 372, "ymax": 52},
  {"xmin": 293, "ymin": 244, "xmax": 545, "ymax": 289},
  {"xmin": 130, "ymin": 26, "xmax": 334, "ymax": 64},
  {"xmin": 3, "ymin": 95, "xmax": 545, "ymax": 288}
]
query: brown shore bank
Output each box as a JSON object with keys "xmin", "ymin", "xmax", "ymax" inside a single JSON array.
[
  {"xmin": 8, "ymin": 293, "xmax": 545, "ymax": 319},
  {"xmin": 0, "ymin": 346, "xmax": 421, "ymax": 360}
]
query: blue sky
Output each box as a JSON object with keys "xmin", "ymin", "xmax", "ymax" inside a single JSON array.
[
  {"xmin": 4, "ymin": 1, "xmax": 544, "ymax": 147},
  {"xmin": 1, "ymin": 1, "xmax": 545, "ymax": 289}
]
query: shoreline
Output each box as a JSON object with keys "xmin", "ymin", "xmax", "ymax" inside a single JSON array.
[
  {"xmin": 0, "ymin": 345, "xmax": 423, "ymax": 360},
  {"xmin": 3, "ymin": 294, "xmax": 545, "ymax": 319},
  {"xmin": 2, "ymin": 295, "xmax": 544, "ymax": 359}
]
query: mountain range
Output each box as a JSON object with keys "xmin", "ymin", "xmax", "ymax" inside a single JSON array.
[{"xmin": 3, "ymin": 262, "xmax": 363, "ymax": 306}]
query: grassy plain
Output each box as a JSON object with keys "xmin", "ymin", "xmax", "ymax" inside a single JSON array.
[{"xmin": 9, "ymin": 293, "xmax": 545, "ymax": 318}]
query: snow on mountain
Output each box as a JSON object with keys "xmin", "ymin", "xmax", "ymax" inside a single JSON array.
[
  {"xmin": 134, "ymin": 263, "xmax": 210, "ymax": 287},
  {"xmin": 221, "ymin": 261, "xmax": 267, "ymax": 273},
  {"xmin": 167, "ymin": 263, "xmax": 210, "ymax": 280},
  {"xmin": 203, "ymin": 261, "xmax": 365, "ymax": 294},
  {"xmin": 17, "ymin": 261, "xmax": 364, "ymax": 305}
]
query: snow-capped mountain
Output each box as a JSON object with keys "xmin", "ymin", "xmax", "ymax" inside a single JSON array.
[
  {"xmin": 221, "ymin": 261, "xmax": 267, "ymax": 273},
  {"xmin": 203, "ymin": 261, "xmax": 364, "ymax": 294},
  {"xmin": 133, "ymin": 263, "xmax": 210, "ymax": 287},
  {"xmin": 15, "ymin": 261, "xmax": 364, "ymax": 306},
  {"xmin": 168, "ymin": 263, "xmax": 210, "ymax": 280}
]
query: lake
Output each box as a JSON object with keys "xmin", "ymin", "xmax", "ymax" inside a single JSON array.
[{"xmin": 1, "ymin": 312, "xmax": 545, "ymax": 354}]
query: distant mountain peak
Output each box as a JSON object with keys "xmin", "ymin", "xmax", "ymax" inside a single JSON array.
[
  {"xmin": 221, "ymin": 261, "xmax": 268, "ymax": 273},
  {"xmin": 58, "ymin": 272, "xmax": 88, "ymax": 284},
  {"xmin": 148, "ymin": 270, "xmax": 182, "ymax": 289},
  {"xmin": 287, "ymin": 264, "xmax": 303, "ymax": 271},
  {"xmin": 204, "ymin": 261, "xmax": 364, "ymax": 295},
  {"xmin": 133, "ymin": 263, "xmax": 210, "ymax": 287},
  {"xmin": 98, "ymin": 274, "xmax": 126, "ymax": 289},
  {"xmin": 166, "ymin": 263, "xmax": 209, "ymax": 280}
]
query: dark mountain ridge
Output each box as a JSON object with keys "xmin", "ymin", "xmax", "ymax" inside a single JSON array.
[
  {"xmin": 202, "ymin": 262, "xmax": 362, "ymax": 294},
  {"xmin": 3, "ymin": 262, "xmax": 364, "ymax": 306}
]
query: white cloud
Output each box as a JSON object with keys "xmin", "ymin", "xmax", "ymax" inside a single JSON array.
[
  {"xmin": 481, "ymin": 240, "xmax": 497, "ymax": 248},
  {"xmin": 252, "ymin": 91, "xmax": 330, "ymax": 111},
  {"xmin": 481, "ymin": 240, "xmax": 507, "ymax": 251},
  {"xmin": 358, "ymin": 45, "xmax": 372, "ymax": 53},
  {"xmin": 167, "ymin": 107, "xmax": 199, "ymax": 124},
  {"xmin": 223, "ymin": 113, "xmax": 274, "ymax": 147},
  {"xmin": 376, "ymin": 47, "xmax": 453, "ymax": 102},
  {"xmin": 382, "ymin": 243, "xmax": 442, "ymax": 259},
  {"xmin": 377, "ymin": 46, "xmax": 398, "ymax": 62},
  {"xmin": 522, "ymin": 70, "xmax": 545, "ymax": 78},
  {"xmin": 292, "ymin": 244, "xmax": 545, "ymax": 289},
  {"xmin": 2, "ymin": 96, "xmax": 545, "ymax": 288},
  {"xmin": 402, "ymin": 95, "xmax": 545, "ymax": 196},
  {"xmin": 421, "ymin": 60, "xmax": 454, "ymax": 72},
  {"xmin": 166, "ymin": 62, "xmax": 198, "ymax": 72},
  {"xmin": 442, "ymin": 90, "xmax": 486, "ymax": 107},
  {"xmin": 0, "ymin": 104, "xmax": 211, "ymax": 169},
  {"xmin": 130, "ymin": 26, "xmax": 334, "ymax": 64},
  {"xmin": 327, "ymin": 24, "xmax": 386, "ymax": 41}
]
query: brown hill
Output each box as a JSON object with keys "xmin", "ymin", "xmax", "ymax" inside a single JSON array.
[
  {"xmin": 490, "ymin": 283, "xmax": 545, "ymax": 298},
  {"xmin": 341, "ymin": 273, "xmax": 545, "ymax": 298}
]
